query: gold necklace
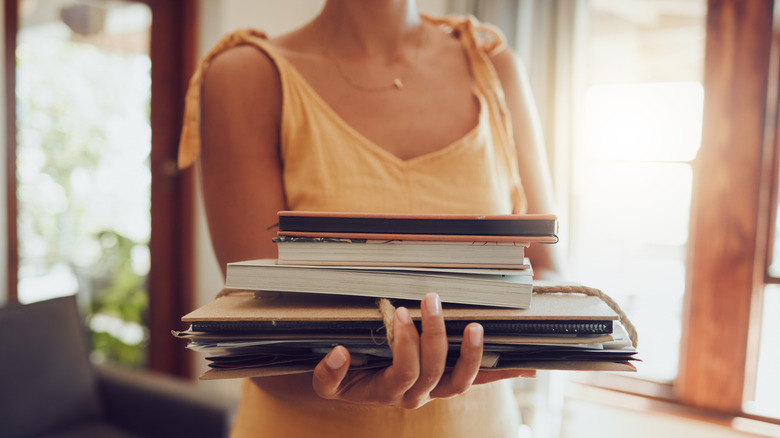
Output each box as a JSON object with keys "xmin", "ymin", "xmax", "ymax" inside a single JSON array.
[{"xmin": 325, "ymin": 25, "xmax": 426, "ymax": 92}]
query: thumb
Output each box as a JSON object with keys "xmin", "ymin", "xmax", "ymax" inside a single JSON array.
[{"xmin": 312, "ymin": 346, "xmax": 350, "ymax": 399}]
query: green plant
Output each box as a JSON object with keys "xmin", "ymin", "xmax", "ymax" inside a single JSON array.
[{"xmin": 86, "ymin": 230, "xmax": 149, "ymax": 368}]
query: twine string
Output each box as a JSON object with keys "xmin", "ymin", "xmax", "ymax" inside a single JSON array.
[
  {"xmin": 377, "ymin": 298, "xmax": 397, "ymax": 346},
  {"xmin": 531, "ymin": 285, "xmax": 638, "ymax": 348}
]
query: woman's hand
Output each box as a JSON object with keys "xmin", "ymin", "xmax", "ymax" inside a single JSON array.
[{"xmin": 311, "ymin": 293, "xmax": 536, "ymax": 409}]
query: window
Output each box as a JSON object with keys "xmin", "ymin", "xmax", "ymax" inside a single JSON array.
[
  {"xmin": 569, "ymin": 0, "xmax": 706, "ymax": 383},
  {"xmin": 750, "ymin": 1, "xmax": 780, "ymax": 417},
  {"xmin": 565, "ymin": 0, "xmax": 780, "ymax": 422},
  {"xmin": 752, "ymin": 286, "xmax": 780, "ymax": 416},
  {"xmin": 562, "ymin": 0, "xmax": 779, "ymax": 423},
  {"xmin": 16, "ymin": 0, "xmax": 153, "ymax": 367},
  {"xmin": 482, "ymin": 0, "xmax": 780, "ymax": 426},
  {"xmin": 677, "ymin": 0, "xmax": 777, "ymax": 419},
  {"xmin": 5, "ymin": 0, "xmax": 196, "ymax": 377}
]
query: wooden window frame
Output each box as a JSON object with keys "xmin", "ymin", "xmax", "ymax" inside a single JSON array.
[
  {"xmin": 679, "ymin": 0, "xmax": 774, "ymax": 417},
  {"xmin": 4, "ymin": 0, "xmax": 197, "ymax": 378},
  {"xmin": 579, "ymin": 0, "xmax": 780, "ymax": 427}
]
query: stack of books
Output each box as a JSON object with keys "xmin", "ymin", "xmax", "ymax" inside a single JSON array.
[
  {"xmin": 176, "ymin": 211, "xmax": 639, "ymax": 380},
  {"xmin": 224, "ymin": 211, "xmax": 559, "ymax": 308}
]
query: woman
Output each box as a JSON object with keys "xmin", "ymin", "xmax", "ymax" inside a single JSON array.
[{"xmin": 179, "ymin": 0, "xmax": 560, "ymax": 436}]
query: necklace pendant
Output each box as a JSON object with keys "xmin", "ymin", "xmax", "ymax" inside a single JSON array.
[{"xmin": 393, "ymin": 78, "xmax": 403, "ymax": 89}]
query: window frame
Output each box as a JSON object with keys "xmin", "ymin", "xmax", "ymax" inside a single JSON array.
[
  {"xmin": 575, "ymin": 0, "xmax": 780, "ymax": 425},
  {"xmin": 677, "ymin": 0, "xmax": 774, "ymax": 414}
]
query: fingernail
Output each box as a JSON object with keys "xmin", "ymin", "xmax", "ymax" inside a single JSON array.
[
  {"xmin": 425, "ymin": 292, "xmax": 441, "ymax": 315},
  {"xmin": 469, "ymin": 324, "xmax": 483, "ymax": 347},
  {"xmin": 326, "ymin": 347, "xmax": 348, "ymax": 369},
  {"xmin": 396, "ymin": 306, "xmax": 411, "ymax": 324}
]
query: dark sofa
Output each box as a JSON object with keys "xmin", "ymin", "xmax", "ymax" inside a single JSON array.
[{"xmin": 0, "ymin": 295, "xmax": 238, "ymax": 438}]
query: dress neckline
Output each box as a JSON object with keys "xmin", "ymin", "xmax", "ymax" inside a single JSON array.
[{"xmin": 257, "ymin": 18, "xmax": 487, "ymax": 166}]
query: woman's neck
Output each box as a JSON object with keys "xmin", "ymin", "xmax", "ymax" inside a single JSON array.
[{"xmin": 316, "ymin": 0, "xmax": 423, "ymax": 59}]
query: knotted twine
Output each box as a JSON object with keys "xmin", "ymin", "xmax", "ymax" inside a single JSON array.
[{"xmin": 377, "ymin": 285, "xmax": 638, "ymax": 349}]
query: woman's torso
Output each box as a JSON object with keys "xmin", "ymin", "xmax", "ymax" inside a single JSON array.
[{"xmin": 182, "ymin": 15, "xmax": 526, "ymax": 438}]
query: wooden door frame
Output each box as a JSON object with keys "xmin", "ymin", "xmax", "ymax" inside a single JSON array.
[
  {"xmin": 143, "ymin": 0, "xmax": 198, "ymax": 378},
  {"xmin": 4, "ymin": 0, "xmax": 17, "ymax": 304}
]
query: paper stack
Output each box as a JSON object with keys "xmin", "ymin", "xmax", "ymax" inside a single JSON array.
[{"xmin": 176, "ymin": 211, "xmax": 639, "ymax": 379}]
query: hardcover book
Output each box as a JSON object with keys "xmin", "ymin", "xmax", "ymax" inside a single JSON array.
[
  {"xmin": 276, "ymin": 211, "xmax": 559, "ymax": 243},
  {"xmin": 273, "ymin": 236, "xmax": 530, "ymax": 269}
]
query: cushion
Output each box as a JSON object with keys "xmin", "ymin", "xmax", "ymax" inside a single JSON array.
[
  {"xmin": 39, "ymin": 420, "xmax": 141, "ymax": 438},
  {"xmin": 0, "ymin": 295, "xmax": 103, "ymax": 437}
]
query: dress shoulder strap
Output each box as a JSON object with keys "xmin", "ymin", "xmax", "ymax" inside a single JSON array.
[
  {"xmin": 423, "ymin": 14, "xmax": 507, "ymax": 56},
  {"xmin": 426, "ymin": 15, "xmax": 525, "ymax": 213},
  {"xmin": 178, "ymin": 29, "xmax": 278, "ymax": 169}
]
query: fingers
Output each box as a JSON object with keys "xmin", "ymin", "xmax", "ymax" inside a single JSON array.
[
  {"xmin": 380, "ymin": 306, "xmax": 422, "ymax": 395},
  {"xmin": 312, "ymin": 293, "xmax": 536, "ymax": 408},
  {"xmin": 312, "ymin": 345, "xmax": 350, "ymax": 399},
  {"xmin": 430, "ymin": 322, "xmax": 483, "ymax": 398},
  {"xmin": 402, "ymin": 293, "xmax": 449, "ymax": 407}
]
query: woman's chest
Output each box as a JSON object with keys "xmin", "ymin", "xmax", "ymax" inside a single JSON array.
[{"xmin": 282, "ymin": 43, "xmax": 480, "ymax": 161}]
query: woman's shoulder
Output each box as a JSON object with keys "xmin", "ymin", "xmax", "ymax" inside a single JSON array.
[
  {"xmin": 198, "ymin": 27, "xmax": 302, "ymax": 107},
  {"xmin": 178, "ymin": 28, "xmax": 281, "ymax": 169},
  {"xmin": 203, "ymin": 44, "xmax": 279, "ymax": 106},
  {"xmin": 204, "ymin": 23, "xmax": 323, "ymax": 79},
  {"xmin": 201, "ymin": 28, "xmax": 278, "ymax": 75},
  {"xmin": 198, "ymin": 29, "xmax": 283, "ymax": 152}
]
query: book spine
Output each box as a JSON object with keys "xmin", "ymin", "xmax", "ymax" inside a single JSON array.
[
  {"xmin": 276, "ymin": 231, "xmax": 556, "ymax": 243},
  {"xmin": 277, "ymin": 216, "xmax": 558, "ymax": 237}
]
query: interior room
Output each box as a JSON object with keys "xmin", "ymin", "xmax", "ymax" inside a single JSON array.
[{"xmin": 1, "ymin": 0, "xmax": 779, "ymax": 437}]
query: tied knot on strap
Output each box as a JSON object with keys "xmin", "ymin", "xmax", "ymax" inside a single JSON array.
[{"xmin": 375, "ymin": 285, "xmax": 638, "ymax": 349}]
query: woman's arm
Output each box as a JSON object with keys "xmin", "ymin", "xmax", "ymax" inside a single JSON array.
[
  {"xmin": 199, "ymin": 45, "xmax": 323, "ymax": 402},
  {"xmin": 199, "ymin": 45, "xmax": 286, "ymax": 270},
  {"xmin": 491, "ymin": 48, "xmax": 565, "ymax": 280}
]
